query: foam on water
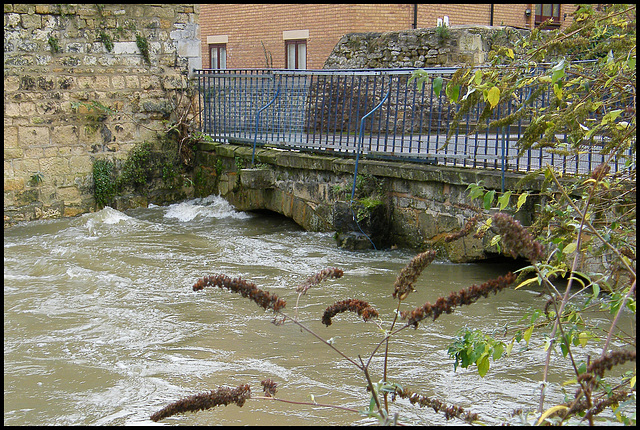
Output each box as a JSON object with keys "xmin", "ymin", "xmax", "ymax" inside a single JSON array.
[{"xmin": 163, "ymin": 194, "xmax": 252, "ymax": 222}]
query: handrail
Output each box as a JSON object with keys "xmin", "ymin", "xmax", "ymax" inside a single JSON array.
[
  {"xmin": 351, "ymin": 89, "xmax": 391, "ymax": 201},
  {"xmin": 251, "ymin": 75, "xmax": 281, "ymax": 166},
  {"xmin": 196, "ymin": 63, "xmax": 626, "ymax": 176}
]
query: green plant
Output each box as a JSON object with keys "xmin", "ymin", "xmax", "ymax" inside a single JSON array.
[
  {"xmin": 234, "ymin": 156, "xmax": 245, "ymax": 171},
  {"xmin": 98, "ymin": 30, "xmax": 114, "ymax": 52},
  {"xmin": 214, "ymin": 158, "xmax": 224, "ymax": 176},
  {"xmin": 92, "ymin": 158, "xmax": 116, "ymax": 208},
  {"xmin": 48, "ymin": 36, "xmax": 60, "ymax": 53},
  {"xmin": 355, "ymin": 196, "xmax": 384, "ymax": 222},
  {"xmin": 435, "ymin": 22, "xmax": 450, "ymax": 41},
  {"xmin": 447, "ymin": 327, "xmax": 506, "ymax": 377},
  {"xmin": 161, "ymin": 162, "xmax": 183, "ymax": 190},
  {"xmin": 135, "ymin": 32, "xmax": 150, "ymax": 64},
  {"xmin": 29, "ymin": 172, "xmax": 44, "ymax": 187},
  {"xmin": 117, "ymin": 141, "xmax": 154, "ymax": 192},
  {"xmin": 412, "ymin": 4, "xmax": 636, "ymax": 425}
]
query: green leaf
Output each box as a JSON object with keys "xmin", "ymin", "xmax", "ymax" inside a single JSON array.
[
  {"xmin": 578, "ymin": 332, "xmax": 590, "ymax": 347},
  {"xmin": 563, "ymin": 242, "xmax": 577, "ymax": 254},
  {"xmin": 483, "ymin": 189, "xmax": 495, "ymax": 210},
  {"xmin": 601, "ymin": 109, "xmax": 623, "ymax": 124},
  {"xmin": 506, "ymin": 339, "xmax": 514, "ymax": 356},
  {"xmin": 487, "ymin": 86, "xmax": 500, "ymax": 109},
  {"xmin": 515, "ymin": 277, "xmax": 538, "ymax": 290},
  {"xmin": 446, "ymin": 82, "xmax": 460, "ymax": 103},
  {"xmin": 467, "ymin": 183, "xmax": 485, "ymax": 200},
  {"xmin": 433, "ymin": 76, "xmax": 443, "ymax": 97},
  {"xmin": 553, "ymin": 83, "xmax": 563, "ymax": 100},
  {"xmin": 506, "ymin": 48, "xmax": 514, "ymax": 59},
  {"xmin": 497, "ymin": 191, "xmax": 512, "ymax": 210},
  {"xmin": 492, "ymin": 342, "xmax": 504, "ymax": 360},
  {"xmin": 409, "ymin": 70, "xmax": 429, "ymax": 91},
  {"xmin": 477, "ymin": 353, "xmax": 490, "ymax": 377},
  {"xmin": 490, "ymin": 234, "xmax": 501, "ymax": 248},
  {"xmin": 551, "ymin": 59, "xmax": 566, "ymax": 84},
  {"xmin": 474, "ymin": 69, "xmax": 483, "ymax": 85},
  {"xmin": 523, "ymin": 325, "xmax": 534, "ymax": 345},
  {"xmin": 368, "ymin": 395, "xmax": 377, "ymax": 414},
  {"xmin": 516, "ymin": 192, "xmax": 529, "ymax": 212}
]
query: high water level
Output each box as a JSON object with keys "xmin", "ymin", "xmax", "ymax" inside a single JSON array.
[{"xmin": 3, "ymin": 195, "xmax": 628, "ymax": 425}]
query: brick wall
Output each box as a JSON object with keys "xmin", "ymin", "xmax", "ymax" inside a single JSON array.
[
  {"xmin": 200, "ymin": 4, "xmax": 577, "ymax": 70},
  {"xmin": 200, "ymin": 4, "xmax": 415, "ymax": 70},
  {"xmin": 4, "ymin": 4, "xmax": 201, "ymax": 226}
]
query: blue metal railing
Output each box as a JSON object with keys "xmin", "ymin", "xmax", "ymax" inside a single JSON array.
[{"xmin": 194, "ymin": 67, "xmax": 632, "ymax": 176}]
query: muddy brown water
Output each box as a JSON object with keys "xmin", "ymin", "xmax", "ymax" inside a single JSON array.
[{"xmin": 4, "ymin": 195, "xmax": 632, "ymax": 425}]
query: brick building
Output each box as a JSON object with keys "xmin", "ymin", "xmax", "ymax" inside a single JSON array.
[{"xmin": 200, "ymin": 4, "xmax": 577, "ymax": 70}]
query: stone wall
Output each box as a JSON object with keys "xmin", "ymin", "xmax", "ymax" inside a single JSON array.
[
  {"xmin": 194, "ymin": 142, "xmax": 543, "ymax": 262},
  {"xmin": 324, "ymin": 25, "xmax": 528, "ymax": 69},
  {"xmin": 4, "ymin": 4, "xmax": 201, "ymax": 227}
]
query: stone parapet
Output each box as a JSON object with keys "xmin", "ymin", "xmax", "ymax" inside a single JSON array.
[{"xmin": 324, "ymin": 25, "xmax": 529, "ymax": 69}]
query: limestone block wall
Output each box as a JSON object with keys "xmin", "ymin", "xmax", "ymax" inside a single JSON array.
[
  {"xmin": 324, "ymin": 25, "xmax": 528, "ymax": 69},
  {"xmin": 4, "ymin": 4, "xmax": 201, "ymax": 226}
]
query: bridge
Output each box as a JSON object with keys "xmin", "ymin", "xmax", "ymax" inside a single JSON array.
[{"xmin": 192, "ymin": 67, "xmax": 630, "ymax": 261}]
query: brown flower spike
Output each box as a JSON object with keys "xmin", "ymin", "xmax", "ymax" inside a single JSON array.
[
  {"xmin": 392, "ymin": 250, "xmax": 437, "ymax": 300},
  {"xmin": 392, "ymin": 387, "xmax": 479, "ymax": 423},
  {"xmin": 491, "ymin": 213, "xmax": 545, "ymax": 262},
  {"xmin": 193, "ymin": 274, "xmax": 286, "ymax": 312},
  {"xmin": 322, "ymin": 299, "xmax": 379, "ymax": 326},
  {"xmin": 150, "ymin": 384, "xmax": 251, "ymax": 422},
  {"xmin": 577, "ymin": 349, "xmax": 636, "ymax": 384},
  {"xmin": 295, "ymin": 267, "xmax": 344, "ymax": 295},
  {"xmin": 261, "ymin": 379, "xmax": 278, "ymax": 397},
  {"xmin": 401, "ymin": 272, "xmax": 516, "ymax": 327}
]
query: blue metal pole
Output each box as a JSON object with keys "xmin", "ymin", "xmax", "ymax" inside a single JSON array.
[{"xmin": 351, "ymin": 89, "xmax": 391, "ymax": 201}]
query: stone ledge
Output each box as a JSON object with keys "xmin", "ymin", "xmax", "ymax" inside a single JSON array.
[{"xmin": 240, "ymin": 168, "xmax": 275, "ymax": 189}]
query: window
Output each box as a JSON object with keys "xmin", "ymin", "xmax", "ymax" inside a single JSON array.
[
  {"xmin": 209, "ymin": 44, "xmax": 226, "ymax": 69},
  {"xmin": 285, "ymin": 40, "xmax": 306, "ymax": 70},
  {"xmin": 535, "ymin": 4, "xmax": 561, "ymax": 27}
]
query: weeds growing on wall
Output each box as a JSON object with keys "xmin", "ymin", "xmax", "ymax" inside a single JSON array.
[{"xmin": 91, "ymin": 140, "xmax": 187, "ymax": 208}]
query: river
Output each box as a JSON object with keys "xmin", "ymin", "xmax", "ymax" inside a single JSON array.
[{"xmin": 3, "ymin": 195, "xmax": 630, "ymax": 425}]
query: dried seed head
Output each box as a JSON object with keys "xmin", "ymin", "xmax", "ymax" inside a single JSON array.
[
  {"xmin": 491, "ymin": 213, "xmax": 545, "ymax": 262},
  {"xmin": 392, "ymin": 250, "xmax": 437, "ymax": 300},
  {"xmin": 400, "ymin": 272, "xmax": 516, "ymax": 327},
  {"xmin": 392, "ymin": 387, "xmax": 479, "ymax": 423},
  {"xmin": 295, "ymin": 267, "xmax": 344, "ymax": 295},
  {"xmin": 322, "ymin": 299, "xmax": 379, "ymax": 326},
  {"xmin": 261, "ymin": 379, "xmax": 278, "ymax": 397},
  {"xmin": 150, "ymin": 384, "xmax": 251, "ymax": 422},
  {"xmin": 193, "ymin": 274, "xmax": 286, "ymax": 312}
]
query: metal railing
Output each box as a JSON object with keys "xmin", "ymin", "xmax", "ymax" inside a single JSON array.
[{"xmin": 194, "ymin": 67, "xmax": 632, "ymax": 176}]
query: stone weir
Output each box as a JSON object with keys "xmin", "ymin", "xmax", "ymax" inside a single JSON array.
[{"xmin": 194, "ymin": 142, "xmax": 544, "ymax": 263}]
